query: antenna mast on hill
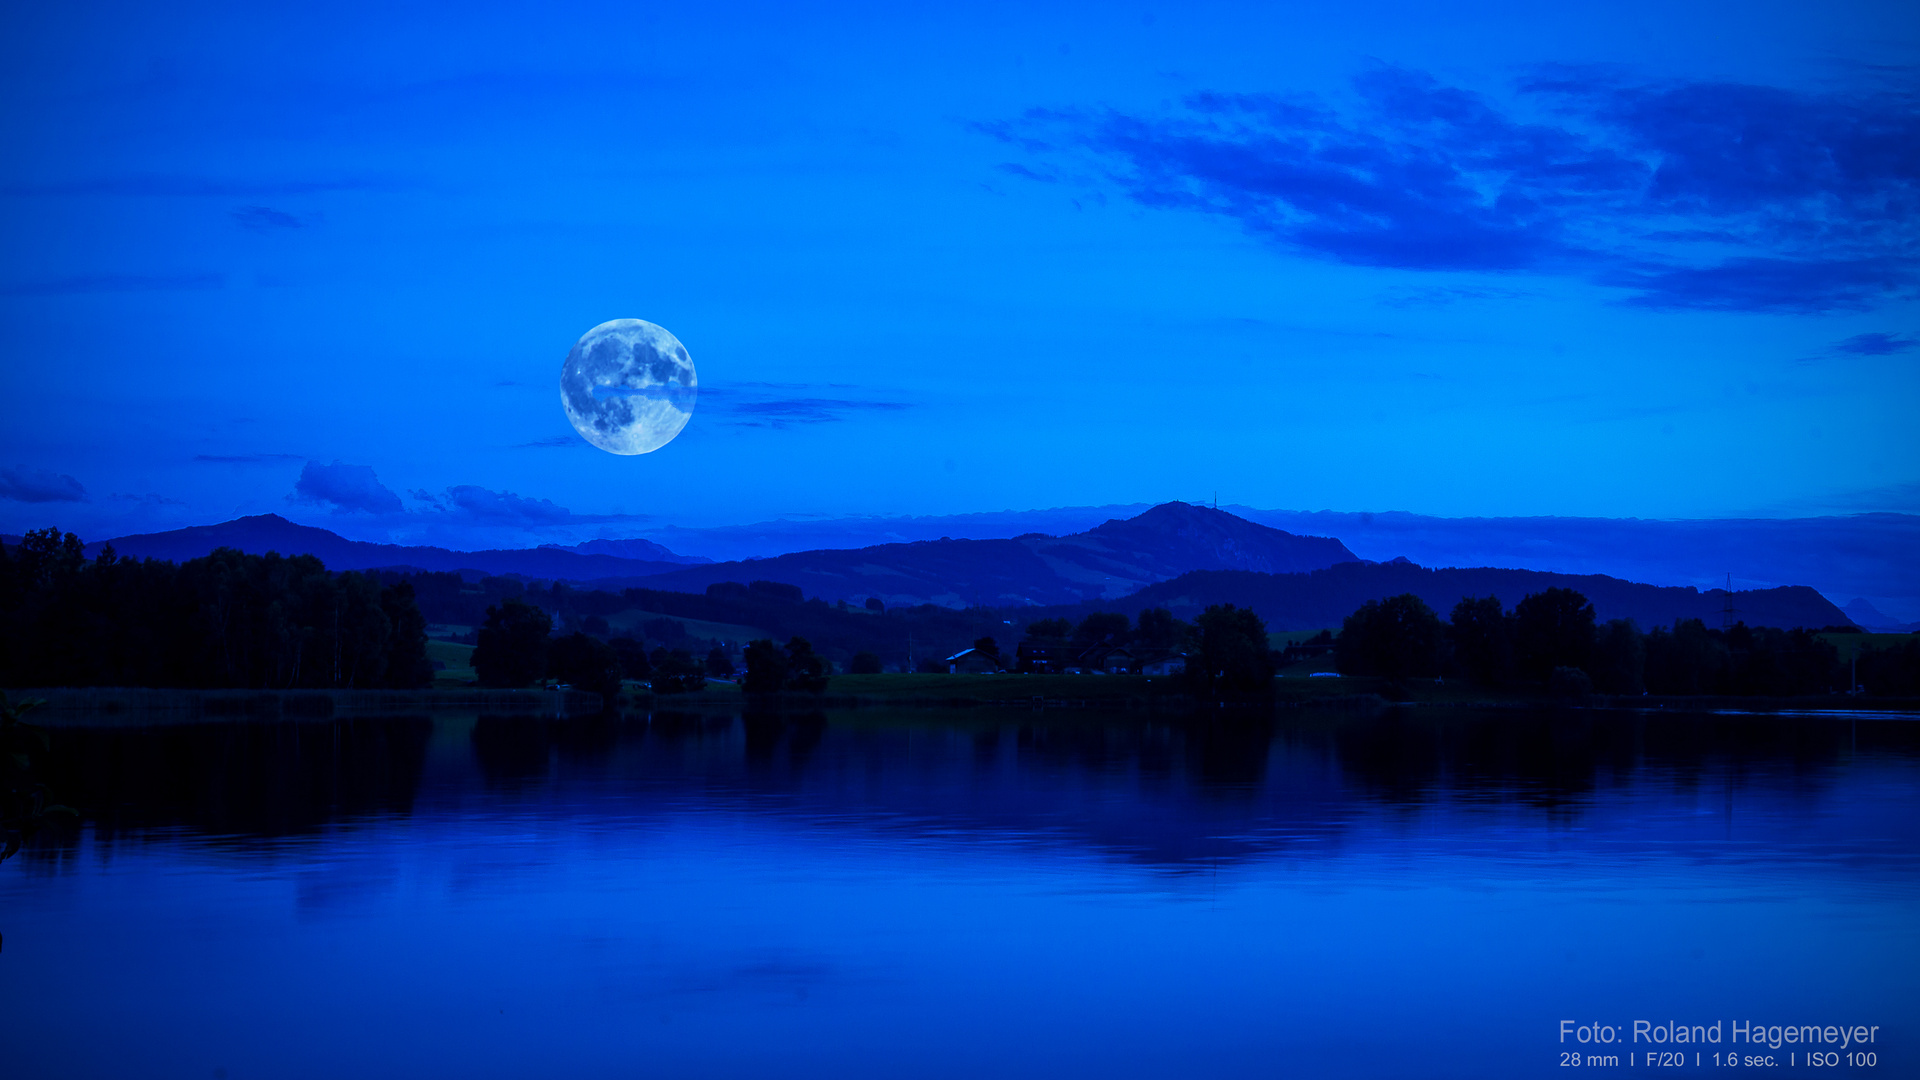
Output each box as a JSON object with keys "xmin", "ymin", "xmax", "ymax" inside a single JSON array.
[{"xmin": 1722, "ymin": 572, "xmax": 1736, "ymax": 630}]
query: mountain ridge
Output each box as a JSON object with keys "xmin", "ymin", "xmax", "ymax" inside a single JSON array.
[
  {"xmin": 8, "ymin": 504, "xmax": 1872, "ymax": 632},
  {"xmin": 624, "ymin": 502, "xmax": 1361, "ymax": 606},
  {"xmin": 88, "ymin": 514, "xmax": 693, "ymax": 580}
]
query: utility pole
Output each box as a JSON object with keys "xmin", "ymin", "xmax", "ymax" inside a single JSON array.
[{"xmin": 1721, "ymin": 572, "xmax": 1736, "ymax": 631}]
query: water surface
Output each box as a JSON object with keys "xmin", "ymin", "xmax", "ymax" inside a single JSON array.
[{"xmin": 4, "ymin": 706, "xmax": 1916, "ymax": 1078}]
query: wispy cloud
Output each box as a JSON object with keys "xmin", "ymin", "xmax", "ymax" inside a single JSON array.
[
  {"xmin": 701, "ymin": 384, "xmax": 914, "ymax": 429},
  {"xmin": 1604, "ymin": 257, "xmax": 1913, "ymax": 315},
  {"xmin": 985, "ymin": 67, "xmax": 1920, "ymax": 313},
  {"xmin": 410, "ymin": 484, "xmax": 643, "ymax": 526},
  {"xmin": 443, "ymin": 485, "xmax": 570, "ymax": 524},
  {"xmin": 729, "ymin": 397, "xmax": 917, "ymax": 426},
  {"xmin": 1, "ymin": 272, "xmax": 224, "ymax": 296},
  {"xmin": 1833, "ymin": 331, "xmax": 1917, "ymax": 355},
  {"xmin": 231, "ymin": 205, "xmax": 306, "ymax": 231},
  {"xmin": 996, "ymin": 162, "xmax": 1057, "ymax": 183},
  {"xmin": 0, "ymin": 466, "xmax": 88, "ymax": 503},
  {"xmin": 515, "ymin": 435, "xmax": 577, "ymax": 449},
  {"xmin": 731, "ymin": 399, "xmax": 913, "ymax": 425}
]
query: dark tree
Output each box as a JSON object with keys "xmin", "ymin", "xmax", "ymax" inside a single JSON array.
[
  {"xmin": 1132, "ymin": 607, "xmax": 1190, "ymax": 652},
  {"xmin": 1448, "ymin": 595, "xmax": 1512, "ymax": 687},
  {"xmin": 1074, "ymin": 612, "xmax": 1130, "ymax": 645},
  {"xmin": 1337, "ymin": 593, "xmax": 1446, "ymax": 679},
  {"xmin": 1857, "ymin": 638, "xmax": 1920, "ymax": 696},
  {"xmin": 1590, "ymin": 619, "xmax": 1646, "ymax": 694},
  {"xmin": 608, "ymin": 637, "xmax": 650, "ymax": 680},
  {"xmin": 1715, "ymin": 623, "xmax": 1838, "ymax": 696},
  {"xmin": 742, "ymin": 638, "xmax": 790, "ymax": 693},
  {"xmin": 705, "ymin": 646, "xmax": 736, "ymax": 677},
  {"xmin": 784, "ymin": 636, "xmax": 830, "ymax": 693},
  {"xmin": 12, "ymin": 527, "xmax": 85, "ymax": 589},
  {"xmin": 1025, "ymin": 618, "xmax": 1071, "ymax": 641},
  {"xmin": 1185, "ymin": 604, "xmax": 1275, "ymax": 698},
  {"xmin": 972, "ymin": 636, "xmax": 1001, "ymax": 662},
  {"xmin": 849, "ymin": 651, "xmax": 883, "ymax": 674},
  {"xmin": 547, "ymin": 631, "xmax": 622, "ymax": 702},
  {"xmin": 642, "ymin": 617, "xmax": 689, "ymax": 648},
  {"xmin": 1645, "ymin": 619, "xmax": 1729, "ymax": 695},
  {"xmin": 379, "ymin": 581, "xmax": 435, "ymax": 689},
  {"xmin": 649, "ymin": 648, "xmax": 707, "ymax": 694},
  {"xmin": 1512, "ymin": 588, "xmax": 1596, "ymax": 684},
  {"xmin": 473, "ymin": 598, "xmax": 553, "ymax": 688},
  {"xmin": 1550, "ymin": 666, "xmax": 1595, "ymax": 698},
  {"xmin": 748, "ymin": 580, "xmax": 804, "ymax": 603},
  {"xmin": 1632, "ymin": 620, "xmax": 1844, "ymax": 697},
  {"xmin": 580, "ymin": 614, "xmax": 610, "ymax": 637},
  {"xmin": 864, "ymin": 597, "xmax": 885, "ymax": 613}
]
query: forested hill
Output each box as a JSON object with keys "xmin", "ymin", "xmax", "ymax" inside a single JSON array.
[
  {"xmin": 88, "ymin": 514, "xmax": 697, "ymax": 580},
  {"xmin": 1042, "ymin": 561, "xmax": 1851, "ymax": 632},
  {"xmin": 624, "ymin": 502, "xmax": 1359, "ymax": 607}
]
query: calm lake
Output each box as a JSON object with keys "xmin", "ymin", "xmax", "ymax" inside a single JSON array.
[{"xmin": 4, "ymin": 704, "xmax": 1916, "ymax": 1078}]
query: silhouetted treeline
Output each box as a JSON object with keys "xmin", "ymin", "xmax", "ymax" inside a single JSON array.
[
  {"xmin": 364, "ymin": 564, "xmax": 1918, "ymax": 699},
  {"xmin": 1336, "ymin": 585, "xmax": 1918, "ymax": 697},
  {"xmin": 0, "ymin": 528, "xmax": 431, "ymax": 689}
]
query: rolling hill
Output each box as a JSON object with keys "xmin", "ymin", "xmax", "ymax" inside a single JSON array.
[
  {"xmin": 623, "ymin": 502, "xmax": 1360, "ymax": 607},
  {"xmin": 1045, "ymin": 561, "xmax": 1853, "ymax": 632}
]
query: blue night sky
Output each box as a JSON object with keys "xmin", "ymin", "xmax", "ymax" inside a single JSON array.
[{"xmin": 2, "ymin": 0, "xmax": 1916, "ymax": 550}]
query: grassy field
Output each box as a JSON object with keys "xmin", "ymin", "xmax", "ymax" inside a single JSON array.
[
  {"xmin": 1818, "ymin": 630, "xmax": 1918, "ymax": 650},
  {"xmin": 428, "ymin": 639, "xmax": 477, "ymax": 687},
  {"xmin": 606, "ymin": 608, "xmax": 771, "ymax": 644}
]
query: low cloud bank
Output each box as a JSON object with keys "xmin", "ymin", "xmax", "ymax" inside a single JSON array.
[{"xmin": 0, "ymin": 466, "xmax": 88, "ymax": 504}]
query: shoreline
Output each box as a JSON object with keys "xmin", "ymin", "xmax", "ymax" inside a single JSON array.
[{"xmin": 8, "ymin": 682, "xmax": 1917, "ymax": 723}]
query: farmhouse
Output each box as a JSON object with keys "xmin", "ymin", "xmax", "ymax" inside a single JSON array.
[{"xmin": 945, "ymin": 647, "xmax": 1005, "ymax": 674}]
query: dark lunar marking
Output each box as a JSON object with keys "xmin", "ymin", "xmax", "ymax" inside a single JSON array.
[{"xmin": 590, "ymin": 338, "xmax": 625, "ymax": 366}]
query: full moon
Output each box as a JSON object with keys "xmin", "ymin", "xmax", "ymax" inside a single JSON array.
[{"xmin": 559, "ymin": 319, "xmax": 697, "ymax": 455}]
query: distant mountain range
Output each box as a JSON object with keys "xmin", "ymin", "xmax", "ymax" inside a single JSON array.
[
  {"xmin": 71, "ymin": 502, "xmax": 1357, "ymax": 607},
  {"xmin": 624, "ymin": 503, "xmax": 1920, "ymax": 625},
  {"xmin": 1229, "ymin": 506, "xmax": 1920, "ymax": 623},
  {"xmin": 86, "ymin": 515, "xmax": 698, "ymax": 581},
  {"xmin": 6, "ymin": 501, "xmax": 1877, "ymax": 633},
  {"xmin": 1841, "ymin": 598, "xmax": 1920, "ymax": 634},
  {"xmin": 551, "ymin": 537, "xmax": 710, "ymax": 564}
]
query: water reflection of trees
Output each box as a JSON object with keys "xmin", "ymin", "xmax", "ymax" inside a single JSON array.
[
  {"xmin": 1328, "ymin": 707, "xmax": 1920, "ymax": 809},
  {"xmin": 20, "ymin": 707, "xmax": 1919, "ymax": 869},
  {"xmin": 37, "ymin": 716, "xmax": 432, "ymax": 847}
]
